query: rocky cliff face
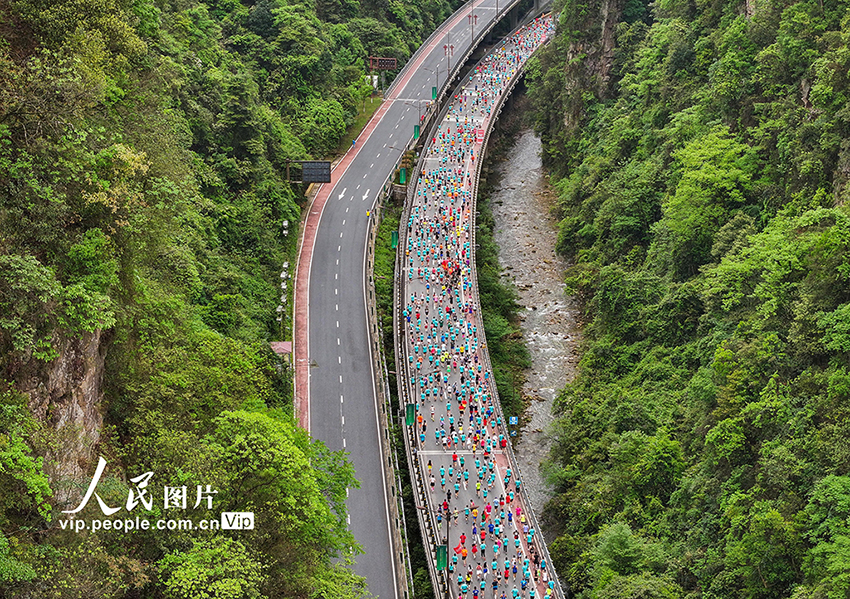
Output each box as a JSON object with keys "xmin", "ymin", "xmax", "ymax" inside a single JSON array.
[
  {"xmin": 17, "ymin": 330, "xmax": 106, "ymax": 508},
  {"xmin": 560, "ymin": 0, "xmax": 625, "ymax": 130}
]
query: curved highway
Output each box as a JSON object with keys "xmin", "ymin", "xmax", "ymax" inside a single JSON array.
[
  {"xmin": 397, "ymin": 16, "xmax": 560, "ymax": 599},
  {"xmin": 293, "ymin": 0, "xmax": 524, "ymax": 597}
]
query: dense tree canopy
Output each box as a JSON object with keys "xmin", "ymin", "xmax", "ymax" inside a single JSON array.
[
  {"xmin": 528, "ymin": 0, "xmax": 850, "ymax": 596},
  {"xmin": 0, "ymin": 0, "xmax": 464, "ymax": 593}
]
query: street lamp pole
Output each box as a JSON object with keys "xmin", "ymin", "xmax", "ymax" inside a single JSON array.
[
  {"xmin": 388, "ymin": 144, "xmax": 409, "ymax": 185},
  {"xmin": 388, "ymin": 144, "xmax": 407, "ymax": 157},
  {"xmin": 447, "ymin": 30, "xmax": 452, "ymax": 72}
]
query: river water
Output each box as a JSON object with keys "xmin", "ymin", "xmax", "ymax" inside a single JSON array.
[{"xmin": 488, "ymin": 128, "xmax": 581, "ymax": 520}]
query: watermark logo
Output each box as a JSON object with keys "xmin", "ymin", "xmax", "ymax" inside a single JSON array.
[
  {"xmin": 221, "ymin": 512, "xmax": 255, "ymax": 530},
  {"xmin": 60, "ymin": 457, "xmax": 253, "ymax": 533}
]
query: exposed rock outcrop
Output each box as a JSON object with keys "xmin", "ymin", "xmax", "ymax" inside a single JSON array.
[
  {"xmin": 17, "ymin": 330, "xmax": 107, "ymax": 508},
  {"xmin": 560, "ymin": 0, "xmax": 625, "ymax": 130}
]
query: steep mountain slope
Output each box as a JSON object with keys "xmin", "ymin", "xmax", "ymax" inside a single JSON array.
[{"xmin": 528, "ymin": 0, "xmax": 850, "ymax": 597}]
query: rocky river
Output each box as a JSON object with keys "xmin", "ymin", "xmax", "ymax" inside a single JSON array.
[{"xmin": 488, "ymin": 127, "xmax": 581, "ymax": 519}]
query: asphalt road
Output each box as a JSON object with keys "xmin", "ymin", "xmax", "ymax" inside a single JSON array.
[
  {"xmin": 399, "ymin": 16, "xmax": 556, "ymax": 599},
  {"xmin": 303, "ymin": 1, "xmax": 519, "ymax": 597}
]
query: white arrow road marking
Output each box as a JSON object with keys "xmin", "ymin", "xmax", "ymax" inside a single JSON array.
[{"xmin": 338, "ymin": 188, "xmax": 347, "ymax": 199}]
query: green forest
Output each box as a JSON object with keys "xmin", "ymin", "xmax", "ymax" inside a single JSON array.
[
  {"xmin": 527, "ymin": 0, "xmax": 850, "ymax": 596},
  {"xmin": 0, "ymin": 0, "xmax": 464, "ymax": 594}
]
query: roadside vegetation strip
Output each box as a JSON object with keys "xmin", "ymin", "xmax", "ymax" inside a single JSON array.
[{"xmin": 334, "ymin": 95, "xmax": 385, "ymax": 158}]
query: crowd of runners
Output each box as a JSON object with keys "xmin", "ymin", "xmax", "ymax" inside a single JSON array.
[{"xmin": 400, "ymin": 15, "xmax": 557, "ymax": 599}]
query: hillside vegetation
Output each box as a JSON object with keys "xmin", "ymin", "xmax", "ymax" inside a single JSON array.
[
  {"xmin": 527, "ymin": 0, "xmax": 850, "ymax": 597},
  {"xmin": 0, "ymin": 0, "xmax": 462, "ymax": 595}
]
